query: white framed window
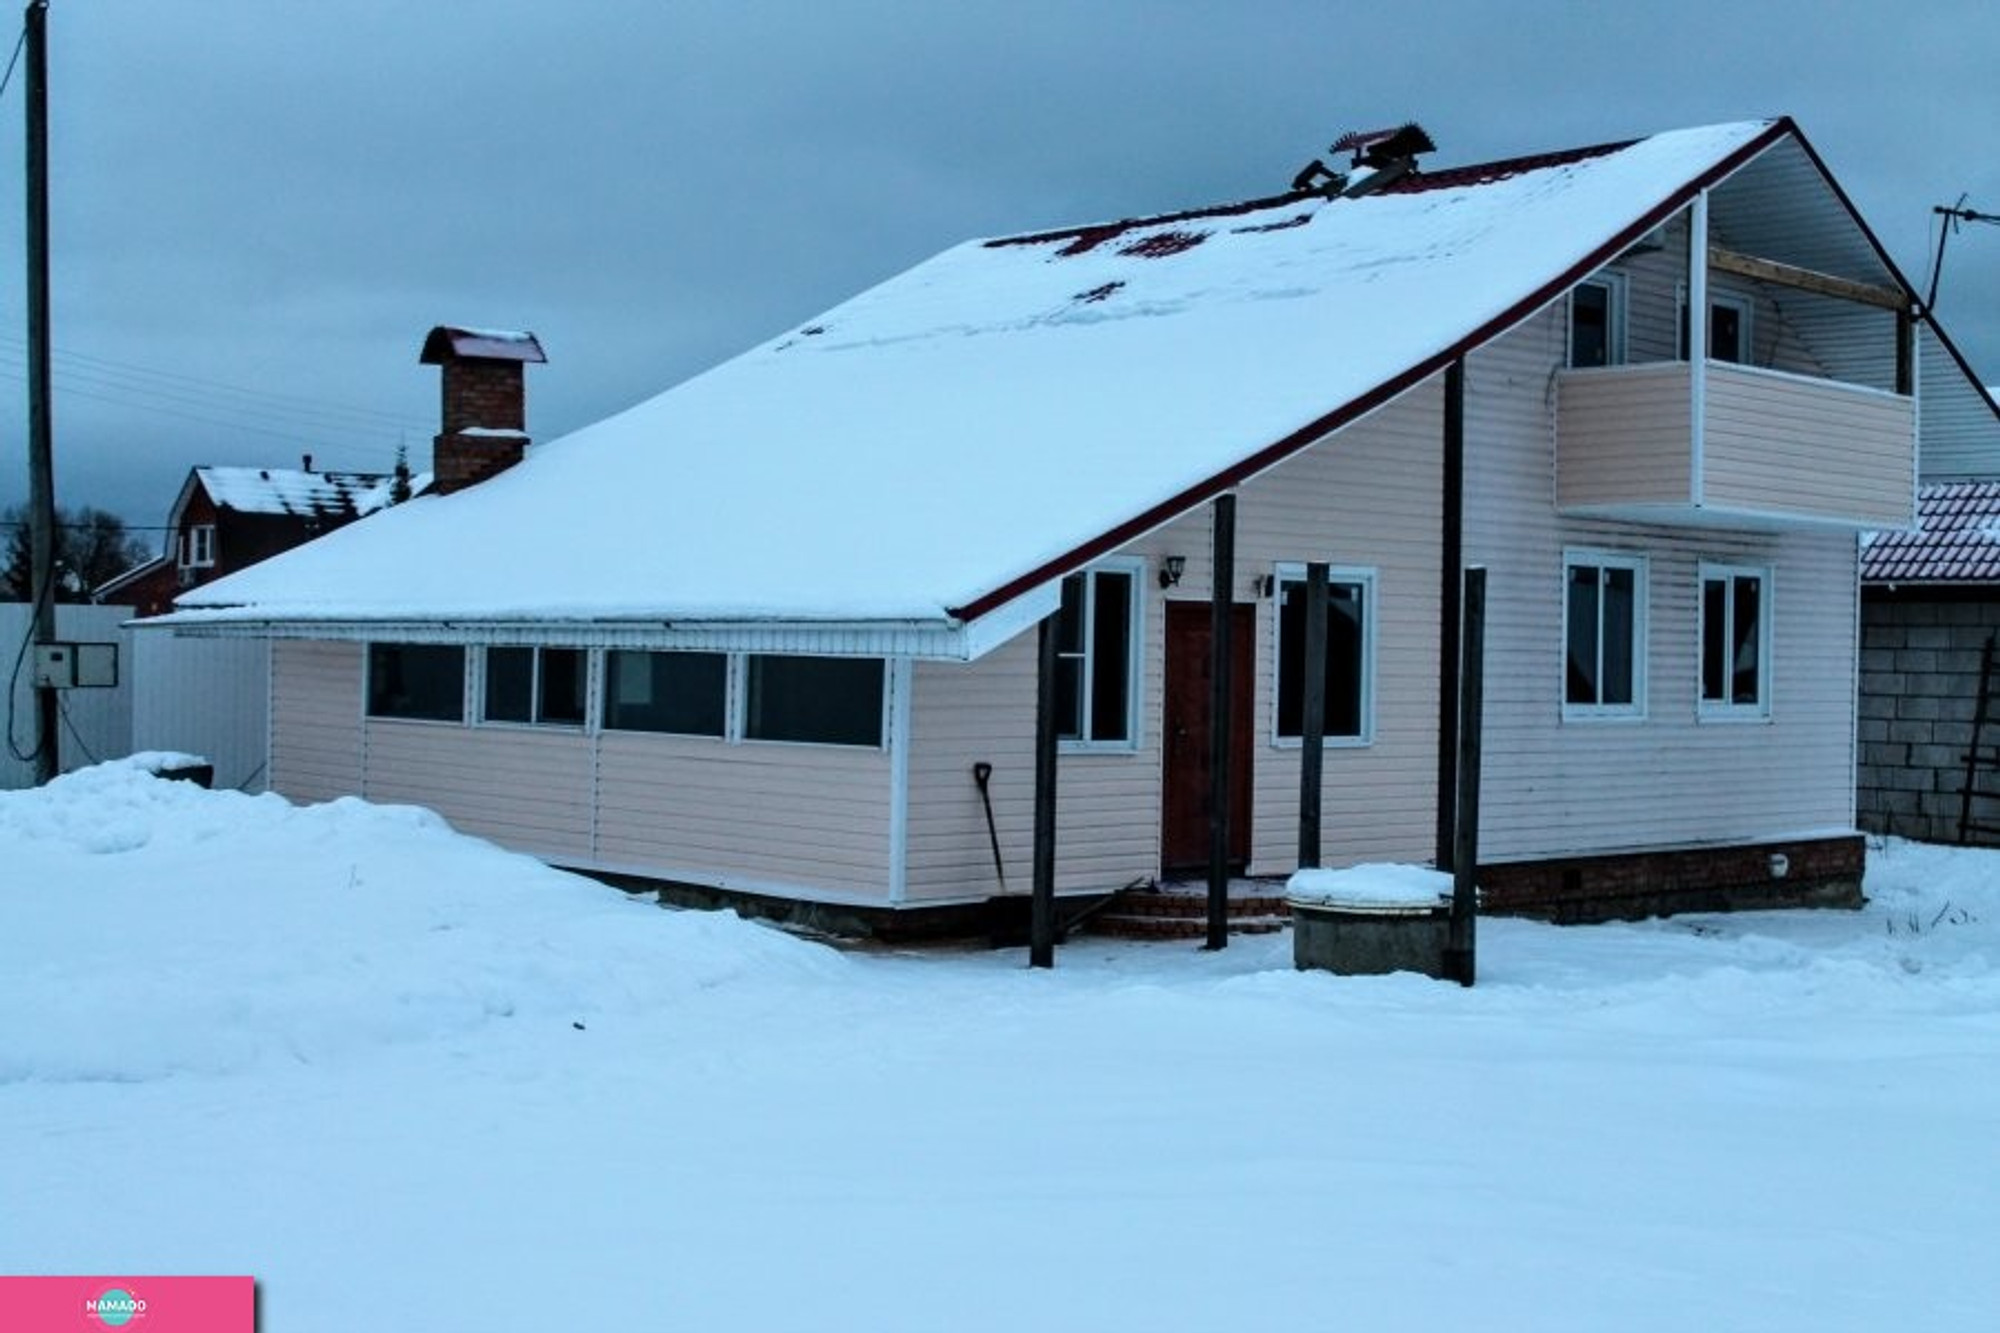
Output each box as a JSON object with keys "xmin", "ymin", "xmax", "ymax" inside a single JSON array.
[
  {"xmin": 1271, "ymin": 563, "xmax": 1375, "ymax": 746},
  {"xmin": 179, "ymin": 524, "xmax": 216, "ymax": 569},
  {"xmin": 1563, "ymin": 550, "xmax": 1647, "ymax": 720},
  {"xmin": 482, "ymin": 646, "xmax": 587, "ymax": 727},
  {"xmin": 603, "ymin": 650, "xmax": 728, "ymax": 737},
  {"xmin": 1699, "ymin": 564, "xmax": 1771, "ymax": 720},
  {"xmin": 367, "ymin": 643, "xmax": 466, "ymax": 723},
  {"xmin": 743, "ymin": 654, "xmax": 885, "ymax": 748},
  {"xmin": 1054, "ymin": 558, "xmax": 1143, "ymax": 751},
  {"xmin": 1677, "ymin": 286, "xmax": 1754, "ymax": 364},
  {"xmin": 1568, "ymin": 274, "xmax": 1628, "ymax": 368}
]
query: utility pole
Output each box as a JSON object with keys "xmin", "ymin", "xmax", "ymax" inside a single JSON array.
[{"xmin": 24, "ymin": 0, "xmax": 57, "ymax": 785}]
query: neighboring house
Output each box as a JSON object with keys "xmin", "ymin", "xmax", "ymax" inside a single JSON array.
[
  {"xmin": 1858, "ymin": 368, "xmax": 2000, "ymax": 843},
  {"xmin": 98, "ymin": 461, "xmax": 425, "ymax": 617},
  {"xmin": 167, "ymin": 119, "xmax": 1940, "ymax": 929}
]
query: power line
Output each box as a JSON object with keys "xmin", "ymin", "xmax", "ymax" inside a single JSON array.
[
  {"xmin": 0, "ymin": 350, "xmax": 425, "ymax": 443},
  {"xmin": 0, "ymin": 333, "xmax": 434, "ymax": 431}
]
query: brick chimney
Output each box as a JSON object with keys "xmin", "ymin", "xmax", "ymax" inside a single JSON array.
[{"xmin": 420, "ymin": 325, "xmax": 548, "ymax": 494}]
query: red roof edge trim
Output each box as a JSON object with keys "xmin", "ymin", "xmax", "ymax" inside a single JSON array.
[
  {"xmin": 948, "ymin": 120, "xmax": 1795, "ymax": 625},
  {"xmin": 1375, "ymin": 139, "xmax": 1634, "ymax": 195},
  {"xmin": 986, "ymin": 191, "xmax": 1317, "ymax": 254}
]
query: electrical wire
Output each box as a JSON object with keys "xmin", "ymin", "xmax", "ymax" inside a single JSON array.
[{"xmin": 0, "ymin": 21, "xmax": 24, "ymax": 106}]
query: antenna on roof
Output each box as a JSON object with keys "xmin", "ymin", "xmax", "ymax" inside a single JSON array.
[{"xmin": 1926, "ymin": 194, "xmax": 1999, "ymax": 312}]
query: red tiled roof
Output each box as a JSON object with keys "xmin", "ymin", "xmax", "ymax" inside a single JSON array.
[{"xmin": 1862, "ymin": 481, "xmax": 2000, "ymax": 584}]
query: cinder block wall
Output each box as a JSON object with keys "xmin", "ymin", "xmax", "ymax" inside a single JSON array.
[{"xmin": 1858, "ymin": 592, "xmax": 2000, "ymax": 843}]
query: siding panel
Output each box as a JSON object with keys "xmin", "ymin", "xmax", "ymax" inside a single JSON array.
[
  {"xmin": 270, "ymin": 639, "xmax": 363, "ymax": 803},
  {"xmin": 1468, "ymin": 305, "xmax": 1858, "ymax": 861}
]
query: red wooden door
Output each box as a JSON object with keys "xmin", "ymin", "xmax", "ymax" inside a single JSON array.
[{"xmin": 1161, "ymin": 602, "xmax": 1255, "ymax": 874}]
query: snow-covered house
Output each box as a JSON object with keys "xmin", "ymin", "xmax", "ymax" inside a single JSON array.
[
  {"xmin": 167, "ymin": 118, "xmax": 1934, "ymax": 929},
  {"xmin": 100, "ymin": 460, "xmax": 427, "ymax": 617}
]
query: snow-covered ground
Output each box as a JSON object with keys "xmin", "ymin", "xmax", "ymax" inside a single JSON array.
[{"xmin": 4, "ymin": 761, "xmax": 1997, "ymax": 1331}]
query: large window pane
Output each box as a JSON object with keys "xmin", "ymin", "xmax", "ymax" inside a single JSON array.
[
  {"xmin": 484, "ymin": 647, "xmax": 533, "ymax": 722},
  {"xmin": 1570, "ymin": 282, "xmax": 1609, "ymax": 368},
  {"xmin": 539, "ymin": 649, "xmax": 587, "ymax": 725},
  {"xmin": 1601, "ymin": 567, "xmax": 1635, "ymax": 706},
  {"xmin": 1089, "ymin": 571, "xmax": 1132, "ymax": 742},
  {"xmin": 368, "ymin": 644, "xmax": 465, "ymax": 722},
  {"xmin": 604, "ymin": 651, "xmax": 727, "ymax": 736},
  {"xmin": 746, "ymin": 656, "xmax": 884, "ymax": 747},
  {"xmin": 1565, "ymin": 565, "xmax": 1600, "ymax": 706},
  {"xmin": 1701, "ymin": 578, "xmax": 1726, "ymax": 701},
  {"xmin": 1730, "ymin": 576, "xmax": 1761, "ymax": 703},
  {"xmin": 1276, "ymin": 576, "xmax": 1366, "ymax": 739}
]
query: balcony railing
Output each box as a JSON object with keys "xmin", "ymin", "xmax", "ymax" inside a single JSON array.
[{"xmin": 1556, "ymin": 361, "xmax": 1915, "ymax": 529}]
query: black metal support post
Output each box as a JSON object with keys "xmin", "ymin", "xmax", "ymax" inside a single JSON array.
[
  {"xmin": 1030, "ymin": 612, "xmax": 1060, "ymax": 968},
  {"xmin": 1297, "ymin": 561, "xmax": 1329, "ymax": 869},
  {"xmin": 1435, "ymin": 360, "xmax": 1464, "ymax": 869},
  {"xmin": 1206, "ymin": 492, "xmax": 1236, "ymax": 950},
  {"xmin": 1895, "ymin": 310, "xmax": 1915, "ymax": 398},
  {"xmin": 1444, "ymin": 566, "xmax": 1486, "ymax": 987},
  {"xmin": 25, "ymin": 0, "xmax": 57, "ymax": 785}
]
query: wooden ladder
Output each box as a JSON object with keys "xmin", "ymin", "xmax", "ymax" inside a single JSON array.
[{"xmin": 1958, "ymin": 634, "xmax": 2000, "ymax": 844}]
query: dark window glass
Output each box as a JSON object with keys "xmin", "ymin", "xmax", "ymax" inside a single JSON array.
[
  {"xmin": 1570, "ymin": 282, "xmax": 1610, "ymax": 368},
  {"xmin": 367, "ymin": 643, "xmax": 465, "ymax": 722},
  {"xmin": 1089, "ymin": 571, "xmax": 1133, "ymax": 742},
  {"xmin": 1711, "ymin": 303, "xmax": 1744, "ymax": 364},
  {"xmin": 1731, "ymin": 576, "xmax": 1761, "ymax": 703},
  {"xmin": 603, "ymin": 651, "xmax": 727, "ymax": 736},
  {"xmin": 484, "ymin": 647, "xmax": 533, "ymax": 722},
  {"xmin": 1702, "ymin": 573, "xmax": 1764, "ymax": 707},
  {"xmin": 1276, "ymin": 577, "xmax": 1366, "ymax": 738},
  {"xmin": 1601, "ymin": 567, "xmax": 1636, "ymax": 705},
  {"xmin": 1701, "ymin": 578, "xmax": 1726, "ymax": 702},
  {"xmin": 539, "ymin": 649, "xmax": 587, "ymax": 724},
  {"xmin": 745, "ymin": 656, "xmax": 884, "ymax": 746},
  {"xmin": 1565, "ymin": 565, "xmax": 1601, "ymax": 706}
]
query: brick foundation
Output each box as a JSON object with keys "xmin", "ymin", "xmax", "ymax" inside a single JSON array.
[{"xmin": 1476, "ymin": 834, "xmax": 1865, "ymax": 923}]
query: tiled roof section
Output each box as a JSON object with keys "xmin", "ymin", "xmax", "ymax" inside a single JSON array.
[
  {"xmin": 197, "ymin": 466, "xmax": 407, "ymax": 520},
  {"xmin": 1862, "ymin": 481, "xmax": 2000, "ymax": 584}
]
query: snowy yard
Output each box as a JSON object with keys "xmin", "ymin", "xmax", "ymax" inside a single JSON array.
[{"xmin": 4, "ymin": 762, "xmax": 1997, "ymax": 1331}]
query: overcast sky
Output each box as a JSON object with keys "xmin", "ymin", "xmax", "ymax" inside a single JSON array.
[{"xmin": 0, "ymin": 0, "xmax": 1995, "ymax": 537}]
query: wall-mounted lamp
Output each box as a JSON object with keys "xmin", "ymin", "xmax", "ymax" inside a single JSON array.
[
  {"xmin": 1254, "ymin": 574, "xmax": 1276, "ymax": 598},
  {"xmin": 1158, "ymin": 555, "xmax": 1186, "ymax": 589}
]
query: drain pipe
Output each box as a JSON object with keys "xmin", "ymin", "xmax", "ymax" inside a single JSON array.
[{"xmin": 972, "ymin": 761, "xmax": 1007, "ymax": 893}]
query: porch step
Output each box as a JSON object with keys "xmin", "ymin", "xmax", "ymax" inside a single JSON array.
[{"xmin": 1081, "ymin": 881, "xmax": 1293, "ymax": 939}]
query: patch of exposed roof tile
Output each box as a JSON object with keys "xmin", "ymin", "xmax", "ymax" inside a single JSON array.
[{"xmin": 1862, "ymin": 481, "xmax": 2000, "ymax": 584}]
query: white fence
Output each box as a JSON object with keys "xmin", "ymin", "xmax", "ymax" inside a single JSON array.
[
  {"xmin": 2, "ymin": 603, "xmax": 270, "ymax": 792},
  {"xmin": 129, "ymin": 627, "xmax": 270, "ymax": 792}
]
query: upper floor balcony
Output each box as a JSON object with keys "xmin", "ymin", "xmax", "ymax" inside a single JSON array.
[{"xmin": 1556, "ymin": 357, "xmax": 1916, "ymax": 530}]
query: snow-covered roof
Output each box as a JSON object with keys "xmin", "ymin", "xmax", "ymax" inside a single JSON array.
[
  {"xmin": 420, "ymin": 326, "xmax": 547, "ymax": 364},
  {"xmin": 191, "ymin": 465, "xmax": 417, "ymax": 521},
  {"xmin": 175, "ymin": 120, "xmax": 1825, "ymax": 649},
  {"xmin": 1862, "ymin": 481, "xmax": 2000, "ymax": 585}
]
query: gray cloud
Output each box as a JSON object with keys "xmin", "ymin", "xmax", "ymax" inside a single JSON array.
[{"xmin": 0, "ymin": 0, "xmax": 1994, "ymax": 532}]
